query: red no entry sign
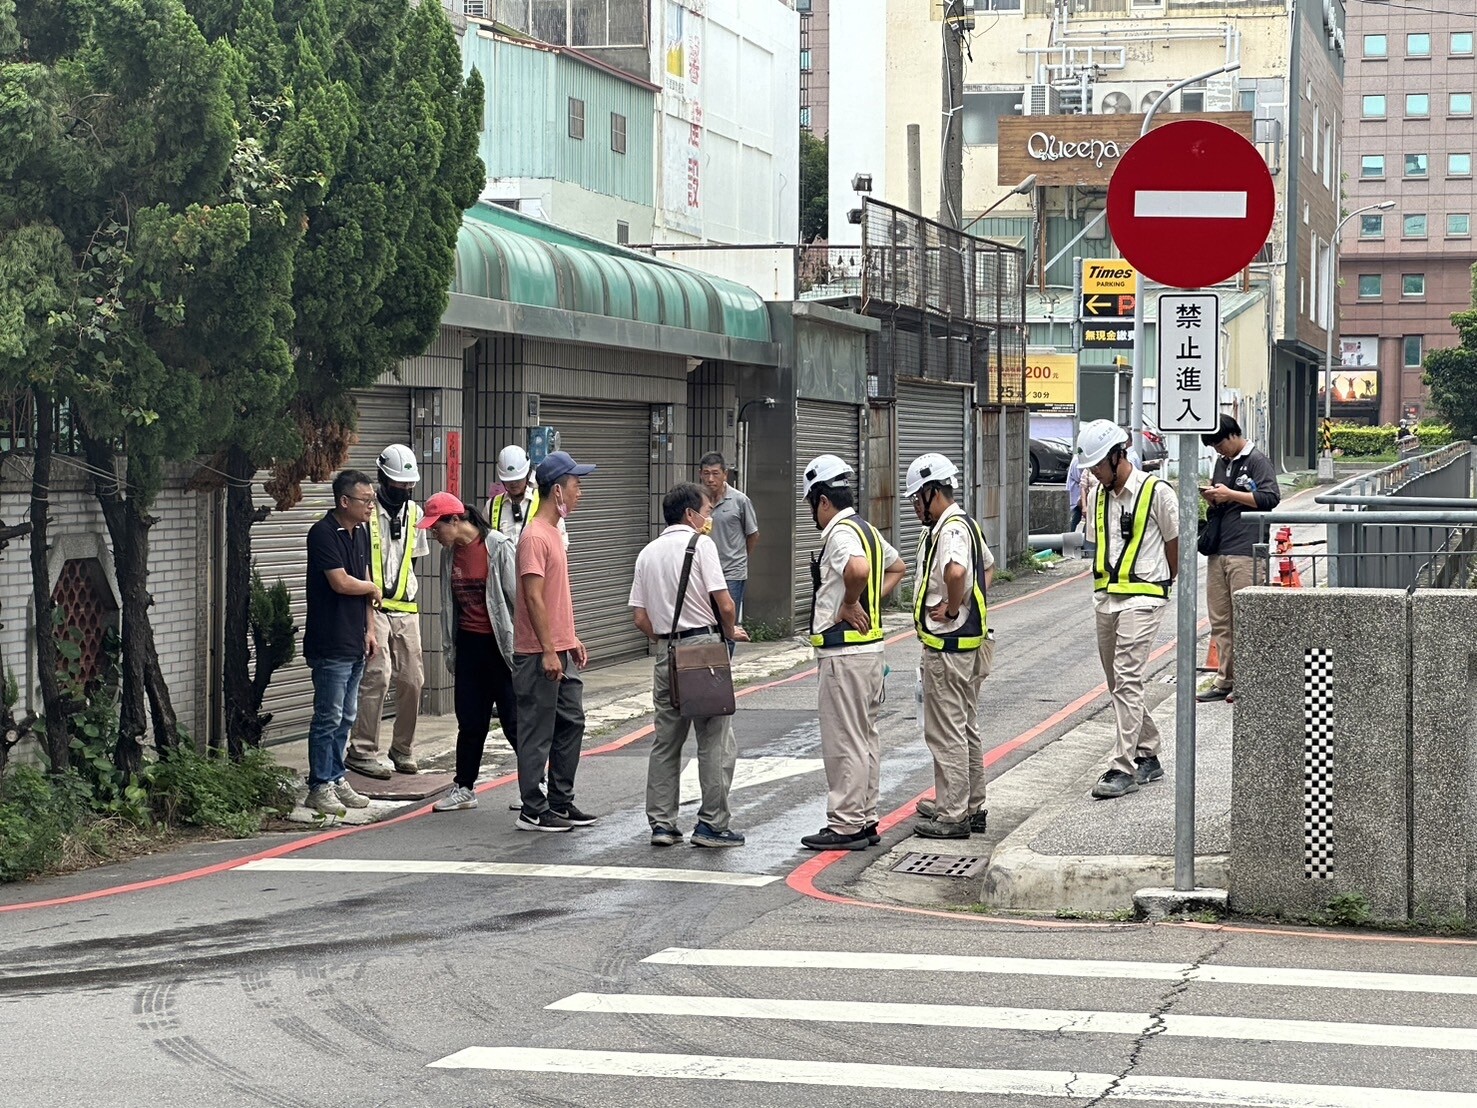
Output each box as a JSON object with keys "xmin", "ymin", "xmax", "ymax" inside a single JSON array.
[{"xmin": 1106, "ymin": 120, "xmax": 1276, "ymax": 289}]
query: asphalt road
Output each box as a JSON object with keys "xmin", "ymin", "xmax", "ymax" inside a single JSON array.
[{"xmin": 3, "ymin": 564, "xmax": 1475, "ymax": 1108}]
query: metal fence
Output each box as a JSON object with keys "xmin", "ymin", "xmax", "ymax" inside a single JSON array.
[{"xmin": 859, "ymin": 198, "xmax": 1027, "ymax": 405}]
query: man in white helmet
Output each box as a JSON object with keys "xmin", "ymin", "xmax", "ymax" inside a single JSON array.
[
  {"xmin": 1075, "ymin": 418, "xmax": 1178, "ymax": 800},
  {"xmin": 489, "ymin": 444, "xmax": 567, "ymax": 548},
  {"xmin": 798, "ymin": 455, "xmax": 906, "ymax": 851},
  {"xmin": 906, "ymin": 452, "xmax": 995, "ymax": 839},
  {"xmin": 347, "ymin": 444, "xmax": 430, "ymax": 778}
]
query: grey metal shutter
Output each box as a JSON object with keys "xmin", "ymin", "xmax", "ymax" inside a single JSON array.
[
  {"xmin": 256, "ymin": 388, "xmax": 413, "ymax": 743},
  {"xmin": 793, "ymin": 400, "xmax": 862, "ymax": 629},
  {"xmin": 896, "ymin": 381, "xmax": 971, "ymax": 568},
  {"xmin": 539, "ymin": 401, "xmax": 652, "ymax": 666}
]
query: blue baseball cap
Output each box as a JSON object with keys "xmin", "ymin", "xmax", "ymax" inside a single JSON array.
[{"xmin": 535, "ymin": 450, "xmax": 596, "ymax": 485}]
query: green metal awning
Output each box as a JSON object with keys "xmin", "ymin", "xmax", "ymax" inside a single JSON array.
[{"xmin": 445, "ymin": 203, "xmax": 779, "ymax": 365}]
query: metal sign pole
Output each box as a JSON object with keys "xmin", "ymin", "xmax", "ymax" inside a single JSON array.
[{"xmin": 1174, "ymin": 431, "xmax": 1199, "ymax": 892}]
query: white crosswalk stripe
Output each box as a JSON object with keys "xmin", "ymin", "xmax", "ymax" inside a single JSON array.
[
  {"xmin": 238, "ymin": 858, "xmax": 780, "ymax": 887},
  {"xmin": 427, "ymin": 945, "xmax": 1477, "ymax": 1105}
]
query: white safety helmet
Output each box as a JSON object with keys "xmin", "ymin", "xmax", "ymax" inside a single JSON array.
[
  {"xmin": 496, "ymin": 444, "xmax": 531, "ymax": 482},
  {"xmin": 377, "ymin": 443, "xmax": 420, "ymax": 484},
  {"xmin": 904, "ymin": 453, "xmax": 959, "ymax": 498},
  {"xmin": 1075, "ymin": 419, "xmax": 1130, "ymax": 468},
  {"xmin": 801, "ymin": 454, "xmax": 853, "ymax": 500}
]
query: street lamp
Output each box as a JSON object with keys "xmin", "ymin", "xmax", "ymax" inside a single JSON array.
[{"xmin": 1318, "ymin": 199, "xmax": 1395, "ymax": 479}]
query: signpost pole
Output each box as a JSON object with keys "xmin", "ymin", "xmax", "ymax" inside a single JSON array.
[
  {"xmin": 1173, "ymin": 429, "xmax": 1199, "ymax": 892},
  {"xmin": 1130, "ymin": 272, "xmax": 1145, "ymax": 446}
]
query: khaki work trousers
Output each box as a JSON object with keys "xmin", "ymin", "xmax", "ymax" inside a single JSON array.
[
  {"xmin": 816, "ymin": 652, "xmax": 886, "ymax": 834},
  {"xmin": 349, "ymin": 608, "xmax": 424, "ymax": 761},
  {"xmin": 920, "ymin": 641, "xmax": 994, "ymax": 825},
  {"xmin": 646, "ymin": 635, "xmax": 737, "ymax": 832},
  {"xmin": 1094, "ymin": 604, "xmax": 1164, "ymax": 776},
  {"xmin": 1205, "ymin": 554, "xmax": 1254, "ymax": 691}
]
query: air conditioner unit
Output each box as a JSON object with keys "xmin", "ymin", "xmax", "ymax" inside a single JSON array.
[
  {"xmin": 464, "ymin": 0, "xmax": 487, "ymax": 16},
  {"xmin": 1020, "ymin": 84, "xmax": 1062, "ymax": 116},
  {"xmin": 1092, "ymin": 84, "xmax": 1140, "ymax": 116}
]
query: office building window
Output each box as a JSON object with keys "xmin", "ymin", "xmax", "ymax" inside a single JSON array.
[
  {"xmin": 800, "ymin": 49, "xmax": 811, "ymax": 71},
  {"xmin": 1405, "ymin": 153, "xmax": 1429, "ymax": 177},
  {"xmin": 1361, "ymin": 154, "xmax": 1384, "ymax": 179},
  {"xmin": 1449, "ymin": 213, "xmax": 1471, "ymax": 237},
  {"xmin": 1403, "ymin": 274, "xmax": 1426, "ymax": 297},
  {"xmin": 1453, "ymin": 32, "xmax": 1474, "ymax": 56},
  {"xmin": 1452, "ymin": 92, "xmax": 1474, "ymax": 116},
  {"xmin": 800, "ymin": 106, "xmax": 811, "ymax": 129},
  {"xmin": 568, "ymin": 97, "xmax": 585, "ymax": 140},
  {"xmin": 1365, "ymin": 33, "xmax": 1388, "ymax": 58},
  {"xmin": 1239, "ymin": 89, "xmax": 1257, "ymax": 112},
  {"xmin": 1451, "ymin": 152, "xmax": 1472, "ymax": 176},
  {"xmin": 1360, "ymin": 213, "xmax": 1385, "ymax": 238},
  {"xmin": 796, "ymin": 0, "xmax": 811, "ymax": 10},
  {"xmin": 616, "ymin": 220, "xmax": 629, "ymax": 245},
  {"xmin": 1404, "ymin": 213, "xmax": 1428, "ymax": 238},
  {"xmin": 1363, "ymin": 94, "xmax": 1387, "ymax": 118},
  {"xmin": 1407, "ymin": 93, "xmax": 1431, "ymax": 117},
  {"xmin": 1408, "ymin": 33, "xmax": 1432, "ymax": 57},
  {"xmin": 1358, "ymin": 274, "xmax": 1382, "ymax": 298},
  {"xmin": 610, "ymin": 112, "xmax": 626, "ymax": 155},
  {"xmin": 1404, "ymin": 336, "xmax": 1424, "ymax": 368}
]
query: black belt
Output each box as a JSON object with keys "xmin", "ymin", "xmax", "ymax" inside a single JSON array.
[{"xmin": 671, "ymin": 626, "xmax": 718, "ymax": 640}]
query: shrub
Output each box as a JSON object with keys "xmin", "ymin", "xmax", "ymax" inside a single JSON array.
[
  {"xmin": 0, "ymin": 766, "xmax": 79, "ymax": 882},
  {"xmin": 1328, "ymin": 424, "xmax": 1396, "ymax": 456},
  {"xmin": 1416, "ymin": 422, "xmax": 1455, "ymax": 448},
  {"xmin": 143, "ymin": 746, "xmax": 296, "ymax": 837}
]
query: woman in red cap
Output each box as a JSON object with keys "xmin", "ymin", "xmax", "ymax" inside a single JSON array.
[{"xmin": 416, "ymin": 492, "xmax": 519, "ymax": 811}]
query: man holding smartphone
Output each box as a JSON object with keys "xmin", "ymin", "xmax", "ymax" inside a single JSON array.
[{"xmin": 1198, "ymin": 415, "xmax": 1279, "ymax": 704}]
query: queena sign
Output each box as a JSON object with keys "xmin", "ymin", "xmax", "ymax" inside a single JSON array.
[
  {"xmin": 1027, "ymin": 132, "xmax": 1122, "ymax": 169},
  {"xmin": 997, "ymin": 113, "xmax": 1255, "ymax": 188}
]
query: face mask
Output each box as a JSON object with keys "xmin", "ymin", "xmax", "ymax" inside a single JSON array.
[
  {"xmin": 555, "ymin": 489, "xmax": 569, "ymax": 519},
  {"xmin": 379, "ymin": 485, "xmax": 410, "ymax": 511},
  {"xmin": 700, "ymin": 517, "xmax": 714, "ymax": 536}
]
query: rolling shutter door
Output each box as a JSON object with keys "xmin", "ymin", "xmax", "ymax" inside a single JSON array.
[
  {"xmin": 256, "ymin": 389, "xmax": 412, "ymax": 743},
  {"xmin": 793, "ymin": 401, "xmax": 862, "ymax": 629},
  {"xmin": 896, "ymin": 381, "xmax": 969, "ymax": 568},
  {"xmin": 539, "ymin": 401, "xmax": 652, "ymax": 667}
]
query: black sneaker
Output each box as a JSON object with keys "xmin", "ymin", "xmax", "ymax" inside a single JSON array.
[
  {"xmin": 553, "ymin": 804, "xmax": 598, "ymax": 827},
  {"xmin": 650, "ymin": 825, "xmax": 683, "ymax": 847},
  {"xmin": 1196, "ymin": 685, "xmax": 1232, "ymax": 703},
  {"xmin": 1091, "ymin": 769, "xmax": 1140, "ymax": 800},
  {"xmin": 968, "ymin": 809, "xmax": 988, "ymax": 834},
  {"xmin": 1134, "ymin": 756, "xmax": 1164, "ymax": 785},
  {"xmin": 915, "ymin": 798, "xmax": 938, "ymax": 820},
  {"xmin": 516, "ymin": 809, "xmax": 573, "ymax": 833},
  {"xmin": 915, "ymin": 800, "xmax": 987, "ymax": 833},
  {"xmin": 916, "ymin": 818, "xmax": 971, "ymax": 840},
  {"xmin": 862, "ymin": 822, "xmax": 881, "ymax": 845},
  {"xmin": 690, "ymin": 821, "xmax": 746, "ymax": 848},
  {"xmin": 801, "ymin": 826, "xmax": 871, "ymax": 851}
]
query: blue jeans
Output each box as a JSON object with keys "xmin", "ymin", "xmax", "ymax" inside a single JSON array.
[
  {"xmin": 307, "ymin": 656, "xmax": 365, "ymax": 788},
  {"xmin": 724, "ymin": 578, "xmax": 747, "ymax": 657}
]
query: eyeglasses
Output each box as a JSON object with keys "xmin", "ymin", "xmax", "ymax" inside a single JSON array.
[{"xmin": 347, "ymin": 495, "xmax": 376, "ymax": 507}]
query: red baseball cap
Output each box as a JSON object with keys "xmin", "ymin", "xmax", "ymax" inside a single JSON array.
[{"xmin": 417, "ymin": 491, "xmax": 466, "ymax": 529}]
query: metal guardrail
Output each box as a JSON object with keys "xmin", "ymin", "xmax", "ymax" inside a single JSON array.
[{"xmin": 1244, "ymin": 443, "xmax": 1475, "ymax": 590}]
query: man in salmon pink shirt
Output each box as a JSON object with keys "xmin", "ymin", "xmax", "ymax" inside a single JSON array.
[{"xmin": 512, "ymin": 451, "xmax": 597, "ymax": 833}]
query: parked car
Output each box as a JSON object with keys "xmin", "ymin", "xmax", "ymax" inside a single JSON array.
[
  {"xmin": 1029, "ymin": 437, "xmax": 1074, "ymax": 484},
  {"xmin": 1138, "ymin": 425, "xmax": 1168, "ymax": 471}
]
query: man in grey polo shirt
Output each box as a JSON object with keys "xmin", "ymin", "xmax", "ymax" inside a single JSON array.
[{"xmin": 699, "ymin": 453, "xmax": 759, "ymax": 652}]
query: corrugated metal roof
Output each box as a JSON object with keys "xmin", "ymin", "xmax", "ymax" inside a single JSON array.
[{"xmin": 454, "ymin": 203, "xmax": 772, "ymax": 343}]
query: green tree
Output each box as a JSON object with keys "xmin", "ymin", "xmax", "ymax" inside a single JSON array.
[
  {"xmin": 1424, "ymin": 265, "xmax": 1477, "ymax": 438},
  {"xmin": 800, "ymin": 130, "xmax": 828, "ymax": 243}
]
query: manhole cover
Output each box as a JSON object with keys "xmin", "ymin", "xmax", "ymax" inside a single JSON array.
[{"xmin": 891, "ymin": 852, "xmax": 988, "ymax": 878}]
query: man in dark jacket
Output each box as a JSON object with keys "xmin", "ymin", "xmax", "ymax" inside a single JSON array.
[{"xmin": 1198, "ymin": 415, "xmax": 1280, "ymax": 703}]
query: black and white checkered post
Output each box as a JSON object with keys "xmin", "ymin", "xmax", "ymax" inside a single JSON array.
[{"xmin": 1303, "ymin": 649, "xmax": 1334, "ymax": 878}]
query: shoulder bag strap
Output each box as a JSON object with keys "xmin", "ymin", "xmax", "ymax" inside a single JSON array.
[{"xmin": 668, "ymin": 533, "xmax": 702, "ymax": 640}]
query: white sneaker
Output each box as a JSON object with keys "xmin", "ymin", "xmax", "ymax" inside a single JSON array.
[
  {"xmin": 306, "ymin": 784, "xmax": 347, "ymax": 817},
  {"xmin": 434, "ymin": 785, "xmax": 478, "ymax": 812},
  {"xmin": 334, "ymin": 778, "xmax": 371, "ymax": 809}
]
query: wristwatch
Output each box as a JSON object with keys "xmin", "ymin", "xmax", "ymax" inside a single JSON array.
[{"xmin": 945, "ymin": 608, "xmax": 960, "ymax": 620}]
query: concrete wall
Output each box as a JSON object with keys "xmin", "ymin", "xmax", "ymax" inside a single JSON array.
[{"xmin": 1232, "ymin": 586, "xmax": 1476, "ymax": 925}]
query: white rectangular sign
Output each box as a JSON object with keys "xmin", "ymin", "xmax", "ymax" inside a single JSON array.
[{"xmin": 1156, "ymin": 293, "xmax": 1221, "ymax": 434}]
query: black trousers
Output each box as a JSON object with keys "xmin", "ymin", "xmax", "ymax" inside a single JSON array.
[{"xmin": 454, "ymin": 628, "xmax": 518, "ymax": 789}]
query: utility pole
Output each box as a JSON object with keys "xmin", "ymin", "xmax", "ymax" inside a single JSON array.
[{"xmin": 939, "ymin": 3, "xmax": 967, "ymax": 230}]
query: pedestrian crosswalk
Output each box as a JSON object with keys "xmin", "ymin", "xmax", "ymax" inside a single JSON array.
[{"xmin": 426, "ymin": 944, "xmax": 1477, "ymax": 1106}]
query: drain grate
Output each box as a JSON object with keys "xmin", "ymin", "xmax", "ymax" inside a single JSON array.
[{"xmin": 891, "ymin": 852, "xmax": 988, "ymax": 878}]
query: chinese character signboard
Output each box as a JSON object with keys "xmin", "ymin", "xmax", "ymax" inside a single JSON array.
[
  {"xmin": 1082, "ymin": 325, "xmax": 1133, "ymax": 349},
  {"xmin": 1156, "ymin": 293, "xmax": 1220, "ymax": 433},
  {"xmin": 1025, "ymin": 353, "xmax": 1077, "ymax": 413},
  {"xmin": 1080, "ymin": 259, "xmax": 1136, "ymax": 319},
  {"xmin": 662, "ymin": 1, "xmax": 704, "ymax": 236}
]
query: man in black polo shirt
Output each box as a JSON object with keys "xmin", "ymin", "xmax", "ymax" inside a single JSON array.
[{"xmin": 303, "ymin": 469, "xmax": 382, "ymax": 816}]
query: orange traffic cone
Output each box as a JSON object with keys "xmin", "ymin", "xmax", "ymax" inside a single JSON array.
[
  {"xmin": 1199, "ymin": 639, "xmax": 1220, "ymax": 672},
  {"xmin": 1273, "ymin": 526, "xmax": 1304, "ymax": 588}
]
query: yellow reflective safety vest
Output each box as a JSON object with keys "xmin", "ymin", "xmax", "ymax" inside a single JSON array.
[
  {"xmin": 369, "ymin": 503, "xmax": 419, "ymax": 614},
  {"xmin": 491, "ymin": 488, "xmax": 539, "ymax": 537},
  {"xmin": 809, "ymin": 516, "xmax": 886, "ymax": 648},
  {"xmin": 1093, "ymin": 475, "xmax": 1171, "ymax": 599},
  {"xmin": 913, "ymin": 512, "xmax": 989, "ymax": 652}
]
